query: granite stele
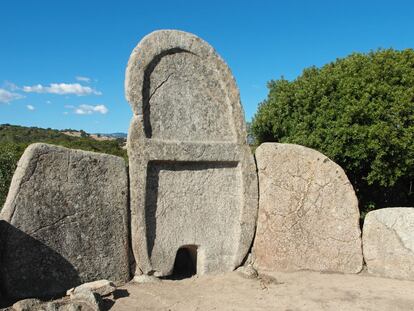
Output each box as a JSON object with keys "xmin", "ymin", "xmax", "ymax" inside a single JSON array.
[
  {"xmin": 252, "ymin": 143, "xmax": 363, "ymax": 273},
  {"xmin": 125, "ymin": 30, "xmax": 258, "ymax": 277},
  {"xmin": 0, "ymin": 143, "xmax": 130, "ymax": 299}
]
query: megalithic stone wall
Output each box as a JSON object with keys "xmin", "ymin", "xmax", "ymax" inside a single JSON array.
[
  {"xmin": 252, "ymin": 143, "xmax": 363, "ymax": 273},
  {"xmin": 0, "ymin": 143, "xmax": 130, "ymax": 299},
  {"xmin": 125, "ymin": 30, "xmax": 258, "ymax": 277}
]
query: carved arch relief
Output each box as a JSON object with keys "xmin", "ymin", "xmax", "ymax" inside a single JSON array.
[{"xmin": 125, "ymin": 30, "xmax": 247, "ymax": 144}]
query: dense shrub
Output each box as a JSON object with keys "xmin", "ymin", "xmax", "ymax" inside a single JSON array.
[
  {"xmin": 252, "ymin": 49, "xmax": 414, "ymax": 215},
  {"xmin": 0, "ymin": 143, "xmax": 26, "ymax": 208}
]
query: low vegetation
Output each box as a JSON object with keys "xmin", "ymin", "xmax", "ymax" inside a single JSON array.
[{"xmin": 0, "ymin": 124, "xmax": 127, "ymax": 208}]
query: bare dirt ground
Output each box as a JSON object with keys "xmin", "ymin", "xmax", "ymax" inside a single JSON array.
[{"xmin": 109, "ymin": 270, "xmax": 414, "ymax": 311}]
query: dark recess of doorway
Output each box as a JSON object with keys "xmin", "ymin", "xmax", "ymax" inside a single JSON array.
[{"xmin": 163, "ymin": 245, "xmax": 198, "ymax": 280}]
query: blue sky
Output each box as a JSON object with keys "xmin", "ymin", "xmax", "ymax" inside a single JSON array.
[{"xmin": 1, "ymin": 0, "xmax": 413, "ymax": 133}]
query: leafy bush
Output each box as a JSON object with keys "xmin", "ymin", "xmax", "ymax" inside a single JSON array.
[
  {"xmin": 252, "ymin": 49, "xmax": 414, "ymax": 215},
  {"xmin": 0, "ymin": 143, "xmax": 26, "ymax": 208}
]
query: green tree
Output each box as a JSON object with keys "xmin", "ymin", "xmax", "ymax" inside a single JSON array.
[
  {"xmin": 0, "ymin": 143, "xmax": 26, "ymax": 207},
  {"xmin": 252, "ymin": 48, "xmax": 414, "ymax": 215}
]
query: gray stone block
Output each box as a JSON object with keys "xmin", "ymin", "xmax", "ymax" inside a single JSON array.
[
  {"xmin": 0, "ymin": 143, "xmax": 130, "ymax": 299},
  {"xmin": 125, "ymin": 30, "xmax": 258, "ymax": 277},
  {"xmin": 363, "ymin": 207, "xmax": 414, "ymax": 280},
  {"xmin": 252, "ymin": 143, "xmax": 363, "ymax": 273}
]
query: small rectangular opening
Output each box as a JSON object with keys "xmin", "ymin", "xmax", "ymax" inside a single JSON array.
[{"xmin": 169, "ymin": 245, "xmax": 198, "ymax": 280}]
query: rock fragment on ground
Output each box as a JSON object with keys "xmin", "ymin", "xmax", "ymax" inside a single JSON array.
[
  {"xmin": 132, "ymin": 275, "xmax": 162, "ymax": 283},
  {"xmin": 67, "ymin": 280, "xmax": 116, "ymax": 298},
  {"xmin": 10, "ymin": 289, "xmax": 102, "ymax": 311},
  {"xmin": 12, "ymin": 298, "xmax": 42, "ymax": 311},
  {"xmin": 63, "ymin": 289, "xmax": 102, "ymax": 311},
  {"xmin": 236, "ymin": 265, "xmax": 258, "ymax": 279}
]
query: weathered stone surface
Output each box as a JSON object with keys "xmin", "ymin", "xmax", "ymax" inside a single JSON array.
[
  {"xmin": 67, "ymin": 280, "xmax": 116, "ymax": 298},
  {"xmin": 363, "ymin": 207, "xmax": 414, "ymax": 280},
  {"xmin": 125, "ymin": 30, "xmax": 258, "ymax": 276},
  {"xmin": 11, "ymin": 290, "xmax": 102, "ymax": 311},
  {"xmin": 62, "ymin": 289, "xmax": 102, "ymax": 311},
  {"xmin": 0, "ymin": 143, "xmax": 130, "ymax": 299},
  {"xmin": 252, "ymin": 143, "xmax": 363, "ymax": 273},
  {"xmin": 236, "ymin": 265, "xmax": 258, "ymax": 279},
  {"xmin": 132, "ymin": 275, "xmax": 161, "ymax": 284},
  {"xmin": 12, "ymin": 298, "xmax": 42, "ymax": 311}
]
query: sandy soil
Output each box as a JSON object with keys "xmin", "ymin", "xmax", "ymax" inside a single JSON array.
[{"xmin": 109, "ymin": 270, "xmax": 414, "ymax": 311}]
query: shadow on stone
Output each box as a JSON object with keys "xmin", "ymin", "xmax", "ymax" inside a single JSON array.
[
  {"xmin": 144, "ymin": 162, "xmax": 160, "ymax": 258},
  {"xmin": 101, "ymin": 289, "xmax": 129, "ymax": 311},
  {"xmin": 112, "ymin": 289, "xmax": 130, "ymax": 299},
  {"xmin": 0, "ymin": 220, "xmax": 81, "ymax": 301},
  {"xmin": 162, "ymin": 246, "xmax": 197, "ymax": 280},
  {"xmin": 101, "ymin": 298, "xmax": 115, "ymax": 311},
  {"xmin": 142, "ymin": 47, "xmax": 194, "ymax": 138}
]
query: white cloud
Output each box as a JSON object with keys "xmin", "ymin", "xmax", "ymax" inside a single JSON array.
[
  {"xmin": 4, "ymin": 81, "xmax": 19, "ymax": 91},
  {"xmin": 26, "ymin": 105, "xmax": 35, "ymax": 111},
  {"xmin": 74, "ymin": 104, "xmax": 108, "ymax": 115},
  {"xmin": 0, "ymin": 88, "xmax": 24, "ymax": 103},
  {"xmin": 23, "ymin": 83, "xmax": 101, "ymax": 96},
  {"xmin": 76, "ymin": 76, "xmax": 91, "ymax": 83},
  {"xmin": 23, "ymin": 84, "xmax": 43, "ymax": 93}
]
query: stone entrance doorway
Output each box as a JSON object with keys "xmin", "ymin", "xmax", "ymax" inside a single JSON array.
[{"xmin": 168, "ymin": 245, "xmax": 198, "ymax": 280}]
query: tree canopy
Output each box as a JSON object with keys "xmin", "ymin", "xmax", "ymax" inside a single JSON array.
[{"xmin": 251, "ymin": 49, "xmax": 414, "ymax": 215}]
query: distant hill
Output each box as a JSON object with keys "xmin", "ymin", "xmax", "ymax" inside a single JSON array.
[
  {"xmin": 0, "ymin": 124, "xmax": 127, "ymax": 150},
  {"xmin": 0, "ymin": 124, "xmax": 128, "ymax": 208},
  {"xmin": 62, "ymin": 130, "xmax": 128, "ymax": 141},
  {"xmin": 99, "ymin": 132, "xmax": 128, "ymax": 139}
]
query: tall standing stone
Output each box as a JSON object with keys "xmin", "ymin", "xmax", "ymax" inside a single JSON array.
[
  {"xmin": 125, "ymin": 30, "xmax": 258, "ymax": 276},
  {"xmin": 363, "ymin": 207, "xmax": 414, "ymax": 280},
  {"xmin": 252, "ymin": 143, "xmax": 363, "ymax": 273},
  {"xmin": 0, "ymin": 143, "xmax": 130, "ymax": 299}
]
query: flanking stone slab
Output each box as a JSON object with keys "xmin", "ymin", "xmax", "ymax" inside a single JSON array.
[
  {"xmin": 363, "ymin": 207, "xmax": 414, "ymax": 280},
  {"xmin": 0, "ymin": 143, "xmax": 130, "ymax": 299},
  {"xmin": 125, "ymin": 30, "xmax": 258, "ymax": 276},
  {"xmin": 252, "ymin": 143, "xmax": 363, "ymax": 273}
]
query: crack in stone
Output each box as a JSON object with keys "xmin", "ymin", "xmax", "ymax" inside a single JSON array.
[
  {"xmin": 373, "ymin": 213, "xmax": 414, "ymax": 255},
  {"xmin": 142, "ymin": 47, "xmax": 196, "ymax": 138},
  {"xmin": 66, "ymin": 152, "xmax": 71, "ymax": 182},
  {"xmin": 149, "ymin": 73, "xmax": 174, "ymax": 102},
  {"xmin": 27, "ymin": 212, "xmax": 78, "ymax": 236},
  {"xmin": 389, "ymin": 226, "xmax": 413, "ymax": 254}
]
